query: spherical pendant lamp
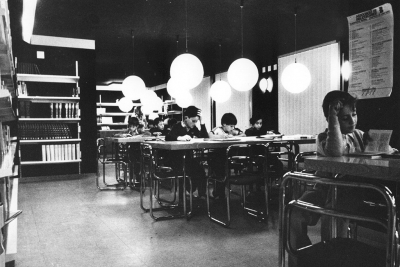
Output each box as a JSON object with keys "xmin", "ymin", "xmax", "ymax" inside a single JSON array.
[
  {"xmin": 266, "ymin": 77, "xmax": 273, "ymax": 93},
  {"xmin": 259, "ymin": 78, "xmax": 268, "ymax": 93},
  {"xmin": 140, "ymin": 90, "xmax": 157, "ymax": 107},
  {"xmin": 141, "ymin": 104, "xmax": 154, "ymax": 115},
  {"xmin": 175, "ymin": 91, "xmax": 193, "ymax": 108},
  {"xmin": 341, "ymin": 60, "xmax": 352, "ymax": 81},
  {"xmin": 170, "ymin": 53, "xmax": 204, "ymax": 90},
  {"xmin": 167, "ymin": 77, "xmax": 181, "ymax": 98},
  {"xmin": 281, "ymin": 62, "xmax": 311, "ymax": 94},
  {"xmin": 122, "ymin": 75, "xmax": 146, "ymax": 101},
  {"xmin": 148, "ymin": 113, "xmax": 159, "ymax": 120},
  {"xmin": 228, "ymin": 58, "xmax": 259, "ymax": 91},
  {"xmin": 210, "ymin": 81, "xmax": 232, "ymax": 103},
  {"xmin": 117, "ymin": 97, "xmax": 134, "ymax": 112}
]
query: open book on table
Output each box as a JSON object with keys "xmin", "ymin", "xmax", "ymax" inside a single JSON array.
[{"xmin": 348, "ymin": 129, "xmax": 396, "ymax": 158}]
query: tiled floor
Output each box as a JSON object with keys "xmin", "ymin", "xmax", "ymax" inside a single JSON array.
[{"xmin": 7, "ymin": 169, "xmax": 319, "ymax": 267}]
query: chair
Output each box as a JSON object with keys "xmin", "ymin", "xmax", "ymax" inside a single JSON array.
[
  {"xmin": 140, "ymin": 143, "xmax": 192, "ymax": 221},
  {"xmin": 96, "ymin": 138, "xmax": 128, "ymax": 190},
  {"xmin": 206, "ymin": 144, "xmax": 271, "ymax": 227},
  {"xmin": 279, "ymin": 172, "xmax": 397, "ymax": 267}
]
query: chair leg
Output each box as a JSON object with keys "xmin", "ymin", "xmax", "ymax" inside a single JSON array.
[
  {"xmin": 96, "ymin": 162, "xmax": 126, "ymax": 191},
  {"xmin": 206, "ymin": 178, "xmax": 231, "ymax": 227}
]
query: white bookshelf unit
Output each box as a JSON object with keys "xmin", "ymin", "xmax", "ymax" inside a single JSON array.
[{"xmin": 16, "ymin": 62, "xmax": 82, "ymax": 176}]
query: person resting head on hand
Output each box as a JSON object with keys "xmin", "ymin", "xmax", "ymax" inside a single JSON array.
[
  {"xmin": 318, "ymin": 90, "xmax": 397, "ymax": 157},
  {"xmin": 165, "ymin": 105, "xmax": 209, "ymax": 141}
]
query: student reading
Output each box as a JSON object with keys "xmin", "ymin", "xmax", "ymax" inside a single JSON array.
[
  {"xmin": 165, "ymin": 106, "xmax": 209, "ymax": 197},
  {"xmin": 289, "ymin": 90, "xmax": 397, "ymax": 266}
]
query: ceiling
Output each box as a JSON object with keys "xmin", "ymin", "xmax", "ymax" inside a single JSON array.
[{"xmin": 10, "ymin": 0, "xmax": 373, "ymax": 87}]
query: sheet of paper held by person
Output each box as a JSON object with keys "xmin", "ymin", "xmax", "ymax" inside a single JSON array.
[{"xmin": 364, "ymin": 129, "xmax": 393, "ymax": 153}]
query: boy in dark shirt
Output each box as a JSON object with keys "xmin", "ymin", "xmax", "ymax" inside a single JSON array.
[{"xmin": 165, "ymin": 106, "xmax": 209, "ymax": 197}]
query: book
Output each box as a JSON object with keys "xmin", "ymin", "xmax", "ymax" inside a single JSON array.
[{"xmin": 42, "ymin": 145, "xmax": 46, "ymax": 161}]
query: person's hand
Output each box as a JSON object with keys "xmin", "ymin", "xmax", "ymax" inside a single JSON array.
[
  {"xmin": 177, "ymin": 135, "xmax": 192, "ymax": 141},
  {"xmin": 197, "ymin": 109, "xmax": 202, "ymax": 124},
  {"xmin": 329, "ymin": 100, "xmax": 343, "ymax": 117},
  {"xmin": 362, "ymin": 131, "xmax": 373, "ymax": 147}
]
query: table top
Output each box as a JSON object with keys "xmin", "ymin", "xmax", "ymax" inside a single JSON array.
[
  {"xmin": 145, "ymin": 136, "xmax": 315, "ymax": 150},
  {"xmin": 304, "ymin": 155, "xmax": 400, "ymax": 181}
]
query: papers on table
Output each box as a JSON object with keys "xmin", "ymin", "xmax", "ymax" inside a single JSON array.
[{"xmin": 365, "ymin": 129, "xmax": 392, "ymax": 153}]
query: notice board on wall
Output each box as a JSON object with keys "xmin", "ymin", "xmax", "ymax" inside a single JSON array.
[{"xmin": 347, "ymin": 3, "xmax": 394, "ymax": 99}]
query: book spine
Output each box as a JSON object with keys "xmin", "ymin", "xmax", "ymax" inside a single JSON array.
[
  {"xmin": 76, "ymin": 143, "xmax": 80, "ymax": 159},
  {"xmin": 72, "ymin": 143, "xmax": 76, "ymax": 160},
  {"xmin": 42, "ymin": 145, "xmax": 46, "ymax": 161}
]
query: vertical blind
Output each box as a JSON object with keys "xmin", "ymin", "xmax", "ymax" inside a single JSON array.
[
  {"xmin": 191, "ymin": 76, "xmax": 212, "ymax": 131},
  {"xmin": 278, "ymin": 41, "xmax": 340, "ymax": 151},
  {"xmin": 215, "ymin": 72, "xmax": 252, "ymax": 132}
]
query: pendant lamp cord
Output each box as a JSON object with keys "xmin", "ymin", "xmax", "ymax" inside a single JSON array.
[
  {"xmin": 219, "ymin": 43, "xmax": 222, "ymax": 81},
  {"xmin": 131, "ymin": 30, "xmax": 135, "ymax": 74},
  {"xmin": 240, "ymin": 0, "xmax": 244, "ymax": 58},
  {"xmin": 185, "ymin": 0, "xmax": 188, "ymax": 53},
  {"xmin": 176, "ymin": 35, "xmax": 179, "ymax": 56},
  {"xmin": 294, "ymin": 11, "xmax": 297, "ymax": 63}
]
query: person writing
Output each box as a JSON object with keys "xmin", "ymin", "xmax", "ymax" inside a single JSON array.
[
  {"xmin": 209, "ymin": 113, "xmax": 245, "ymax": 139},
  {"xmin": 165, "ymin": 106, "xmax": 209, "ymax": 198},
  {"xmin": 245, "ymin": 117, "xmax": 263, "ymax": 136},
  {"xmin": 150, "ymin": 117, "xmax": 168, "ymax": 136}
]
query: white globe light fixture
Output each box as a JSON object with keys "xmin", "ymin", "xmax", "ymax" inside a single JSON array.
[
  {"xmin": 210, "ymin": 81, "xmax": 232, "ymax": 103},
  {"xmin": 117, "ymin": 97, "xmax": 134, "ymax": 113},
  {"xmin": 175, "ymin": 91, "xmax": 193, "ymax": 108},
  {"xmin": 148, "ymin": 113, "xmax": 159, "ymax": 120},
  {"xmin": 259, "ymin": 78, "xmax": 268, "ymax": 93},
  {"xmin": 167, "ymin": 77, "xmax": 181, "ymax": 98},
  {"xmin": 281, "ymin": 62, "xmax": 311, "ymax": 94},
  {"xmin": 266, "ymin": 77, "xmax": 273, "ymax": 93},
  {"xmin": 141, "ymin": 104, "xmax": 154, "ymax": 115},
  {"xmin": 227, "ymin": 58, "xmax": 259, "ymax": 92},
  {"xmin": 170, "ymin": 53, "xmax": 204, "ymax": 90},
  {"xmin": 121, "ymin": 75, "xmax": 146, "ymax": 101},
  {"xmin": 140, "ymin": 90, "xmax": 157, "ymax": 107},
  {"xmin": 341, "ymin": 60, "xmax": 352, "ymax": 81},
  {"xmin": 152, "ymin": 97, "xmax": 164, "ymax": 112}
]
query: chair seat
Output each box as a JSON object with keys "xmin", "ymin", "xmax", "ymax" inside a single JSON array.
[{"xmin": 297, "ymin": 238, "xmax": 385, "ymax": 267}]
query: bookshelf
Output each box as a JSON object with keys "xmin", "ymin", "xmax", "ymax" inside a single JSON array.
[
  {"xmin": 16, "ymin": 62, "xmax": 82, "ymax": 176},
  {"xmin": 1, "ymin": 0, "xmax": 21, "ymax": 264}
]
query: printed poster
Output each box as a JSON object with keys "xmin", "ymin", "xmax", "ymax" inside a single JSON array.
[{"xmin": 347, "ymin": 4, "xmax": 393, "ymax": 99}]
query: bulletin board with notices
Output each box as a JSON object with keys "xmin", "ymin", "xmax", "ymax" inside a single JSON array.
[{"xmin": 347, "ymin": 3, "xmax": 393, "ymax": 99}]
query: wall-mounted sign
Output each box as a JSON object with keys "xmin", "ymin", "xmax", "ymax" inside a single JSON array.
[{"xmin": 347, "ymin": 3, "xmax": 393, "ymax": 99}]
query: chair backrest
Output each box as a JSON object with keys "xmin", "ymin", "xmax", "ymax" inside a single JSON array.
[
  {"xmin": 225, "ymin": 144, "xmax": 269, "ymax": 175},
  {"xmin": 97, "ymin": 138, "xmax": 106, "ymax": 162},
  {"xmin": 294, "ymin": 151, "xmax": 317, "ymax": 172}
]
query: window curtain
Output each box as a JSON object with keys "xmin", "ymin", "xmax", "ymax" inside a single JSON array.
[{"xmin": 278, "ymin": 41, "xmax": 340, "ymax": 151}]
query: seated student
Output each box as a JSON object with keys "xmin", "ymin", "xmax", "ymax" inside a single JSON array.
[
  {"xmin": 208, "ymin": 113, "xmax": 245, "ymax": 198},
  {"xmin": 137, "ymin": 122, "xmax": 151, "ymax": 136},
  {"xmin": 245, "ymin": 117, "xmax": 263, "ymax": 136},
  {"xmin": 289, "ymin": 90, "xmax": 397, "ymax": 266},
  {"xmin": 147, "ymin": 119, "xmax": 155, "ymax": 130},
  {"xmin": 209, "ymin": 113, "xmax": 245, "ymax": 138},
  {"xmin": 165, "ymin": 106, "xmax": 209, "ymax": 197},
  {"xmin": 163, "ymin": 118, "xmax": 178, "ymax": 135},
  {"xmin": 150, "ymin": 117, "xmax": 168, "ymax": 136},
  {"xmin": 114, "ymin": 116, "xmax": 140, "ymax": 137},
  {"xmin": 114, "ymin": 117, "xmax": 141, "ymax": 184}
]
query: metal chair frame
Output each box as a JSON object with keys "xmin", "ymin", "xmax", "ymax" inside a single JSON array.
[
  {"xmin": 96, "ymin": 138, "xmax": 128, "ymax": 190},
  {"xmin": 279, "ymin": 171, "xmax": 397, "ymax": 267},
  {"xmin": 140, "ymin": 143, "xmax": 192, "ymax": 221},
  {"xmin": 207, "ymin": 143, "xmax": 292, "ymax": 227}
]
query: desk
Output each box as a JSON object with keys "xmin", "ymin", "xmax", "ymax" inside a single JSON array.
[
  {"xmin": 297, "ymin": 155, "xmax": 399, "ymax": 267},
  {"xmin": 304, "ymin": 155, "xmax": 400, "ymax": 181}
]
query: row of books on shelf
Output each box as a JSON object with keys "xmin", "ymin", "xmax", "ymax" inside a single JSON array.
[
  {"xmin": 18, "ymin": 123, "xmax": 73, "ymax": 140},
  {"xmin": 41, "ymin": 144, "xmax": 80, "ymax": 161},
  {"xmin": 0, "ymin": 123, "xmax": 11, "ymax": 154},
  {"xmin": 19, "ymin": 102, "xmax": 79, "ymax": 118}
]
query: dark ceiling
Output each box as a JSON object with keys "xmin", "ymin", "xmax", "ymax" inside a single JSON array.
[{"xmin": 9, "ymin": 0, "xmax": 377, "ymax": 87}]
